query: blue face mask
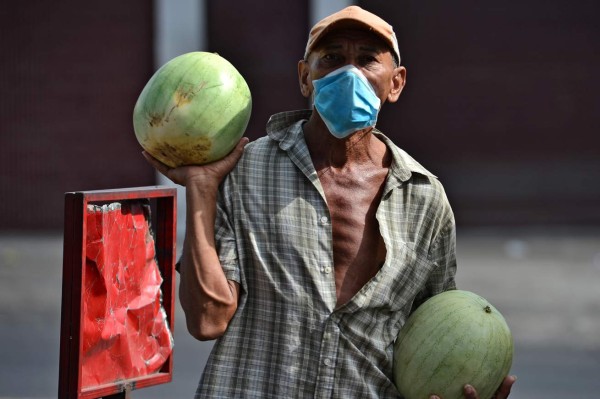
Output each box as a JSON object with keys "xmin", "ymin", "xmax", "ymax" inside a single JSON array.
[{"xmin": 312, "ymin": 65, "xmax": 381, "ymax": 139}]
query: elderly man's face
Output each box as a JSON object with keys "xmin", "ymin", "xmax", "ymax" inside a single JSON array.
[{"xmin": 299, "ymin": 28, "xmax": 406, "ymax": 106}]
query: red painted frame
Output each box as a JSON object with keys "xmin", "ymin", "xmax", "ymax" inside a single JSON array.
[{"xmin": 58, "ymin": 186, "xmax": 177, "ymax": 399}]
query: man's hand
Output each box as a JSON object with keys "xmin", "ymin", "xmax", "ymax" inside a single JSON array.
[
  {"xmin": 429, "ymin": 375, "xmax": 516, "ymax": 399},
  {"xmin": 142, "ymin": 137, "xmax": 249, "ymax": 187}
]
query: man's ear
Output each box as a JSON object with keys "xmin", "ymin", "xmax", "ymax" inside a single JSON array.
[
  {"xmin": 387, "ymin": 66, "xmax": 407, "ymax": 103},
  {"xmin": 298, "ymin": 59, "xmax": 312, "ymax": 98}
]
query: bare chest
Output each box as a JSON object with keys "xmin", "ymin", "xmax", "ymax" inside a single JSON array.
[{"xmin": 319, "ymin": 168, "xmax": 388, "ymax": 306}]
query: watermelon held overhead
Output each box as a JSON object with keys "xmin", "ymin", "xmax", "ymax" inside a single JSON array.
[
  {"xmin": 133, "ymin": 52, "xmax": 252, "ymax": 167},
  {"xmin": 393, "ymin": 290, "xmax": 513, "ymax": 399}
]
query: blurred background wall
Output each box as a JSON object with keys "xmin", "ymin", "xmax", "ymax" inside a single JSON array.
[
  {"xmin": 0, "ymin": 2, "xmax": 156, "ymax": 230},
  {"xmin": 1, "ymin": 0, "xmax": 599, "ymax": 233},
  {"xmin": 368, "ymin": 0, "xmax": 600, "ymax": 227}
]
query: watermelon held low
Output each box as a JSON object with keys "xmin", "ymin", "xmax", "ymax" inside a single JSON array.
[
  {"xmin": 393, "ymin": 290, "xmax": 513, "ymax": 399},
  {"xmin": 133, "ymin": 52, "xmax": 252, "ymax": 167}
]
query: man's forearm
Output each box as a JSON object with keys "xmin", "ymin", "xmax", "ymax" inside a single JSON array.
[{"xmin": 178, "ymin": 183, "xmax": 238, "ymax": 341}]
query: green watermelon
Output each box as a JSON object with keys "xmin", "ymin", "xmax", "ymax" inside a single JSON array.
[
  {"xmin": 133, "ymin": 52, "xmax": 251, "ymax": 167},
  {"xmin": 394, "ymin": 290, "xmax": 513, "ymax": 399}
]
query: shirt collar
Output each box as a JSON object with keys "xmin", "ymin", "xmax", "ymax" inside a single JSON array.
[
  {"xmin": 372, "ymin": 128, "xmax": 437, "ymax": 182},
  {"xmin": 266, "ymin": 110, "xmax": 312, "ymax": 151},
  {"xmin": 266, "ymin": 110, "xmax": 437, "ymax": 182}
]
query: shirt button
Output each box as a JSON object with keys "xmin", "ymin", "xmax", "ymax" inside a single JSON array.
[
  {"xmin": 320, "ymin": 216, "xmax": 328, "ymax": 224},
  {"xmin": 324, "ymin": 266, "xmax": 332, "ymax": 274},
  {"xmin": 323, "ymin": 358, "xmax": 333, "ymax": 366}
]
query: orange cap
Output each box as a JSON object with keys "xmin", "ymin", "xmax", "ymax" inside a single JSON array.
[{"xmin": 304, "ymin": 6, "xmax": 401, "ymax": 64}]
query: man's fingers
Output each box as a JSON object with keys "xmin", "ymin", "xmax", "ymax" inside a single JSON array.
[
  {"xmin": 142, "ymin": 151, "xmax": 170, "ymax": 175},
  {"xmin": 141, "ymin": 138, "xmax": 249, "ymax": 187},
  {"xmin": 221, "ymin": 137, "xmax": 249, "ymax": 166},
  {"xmin": 495, "ymin": 375, "xmax": 517, "ymax": 399},
  {"xmin": 428, "ymin": 376, "xmax": 515, "ymax": 399},
  {"xmin": 235, "ymin": 136, "xmax": 250, "ymax": 151},
  {"xmin": 463, "ymin": 384, "xmax": 479, "ymax": 399}
]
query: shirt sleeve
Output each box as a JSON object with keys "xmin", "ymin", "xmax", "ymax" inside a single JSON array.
[
  {"xmin": 409, "ymin": 198, "xmax": 458, "ymax": 313},
  {"xmin": 214, "ymin": 179, "xmax": 241, "ymax": 284},
  {"xmin": 426, "ymin": 218, "xmax": 457, "ymax": 293}
]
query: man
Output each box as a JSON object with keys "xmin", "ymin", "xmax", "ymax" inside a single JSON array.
[{"xmin": 145, "ymin": 6, "xmax": 516, "ymax": 398}]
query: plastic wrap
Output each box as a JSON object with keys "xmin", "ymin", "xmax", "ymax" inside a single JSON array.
[{"xmin": 81, "ymin": 201, "xmax": 173, "ymax": 387}]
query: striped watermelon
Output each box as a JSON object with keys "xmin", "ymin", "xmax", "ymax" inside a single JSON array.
[
  {"xmin": 133, "ymin": 52, "xmax": 251, "ymax": 167},
  {"xmin": 393, "ymin": 290, "xmax": 513, "ymax": 399}
]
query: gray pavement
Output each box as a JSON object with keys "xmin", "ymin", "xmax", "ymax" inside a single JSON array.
[{"xmin": 0, "ymin": 228, "xmax": 599, "ymax": 398}]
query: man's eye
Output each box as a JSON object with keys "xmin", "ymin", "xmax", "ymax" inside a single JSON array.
[
  {"xmin": 323, "ymin": 54, "xmax": 340, "ymax": 62},
  {"xmin": 361, "ymin": 55, "xmax": 377, "ymax": 65}
]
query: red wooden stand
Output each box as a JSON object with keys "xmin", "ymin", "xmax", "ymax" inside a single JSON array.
[{"xmin": 58, "ymin": 186, "xmax": 177, "ymax": 399}]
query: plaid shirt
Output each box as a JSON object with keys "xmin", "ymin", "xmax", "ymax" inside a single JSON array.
[{"xmin": 196, "ymin": 110, "xmax": 457, "ymax": 398}]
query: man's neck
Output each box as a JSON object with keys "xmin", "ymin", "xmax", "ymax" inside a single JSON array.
[{"xmin": 303, "ymin": 112, "xmax": 391, "ymax": 172}]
